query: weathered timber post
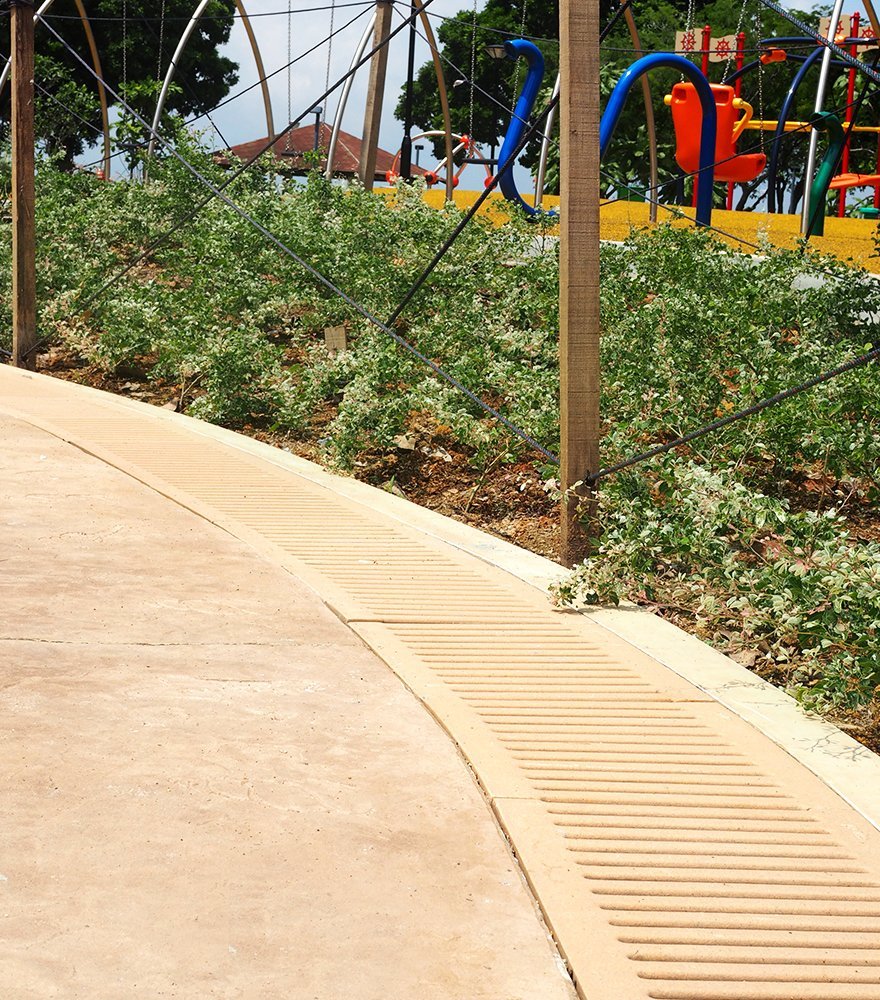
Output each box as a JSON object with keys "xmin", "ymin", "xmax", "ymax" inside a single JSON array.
[
  {"xmin": 558, "ymin": 0, "xmax": 601, "ymax": 565},
  {"xmin": 358, "ymin": 0, "xmax": 394, "ymax": 191},
  {"xmin": 11, "ymin": 0, "xmax": 37, "ymax": 371}
]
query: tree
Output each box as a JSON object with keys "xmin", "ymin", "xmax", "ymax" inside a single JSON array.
[{"xmin": 0, "ymin": 0, "xmax": 239, "ymax": 168}]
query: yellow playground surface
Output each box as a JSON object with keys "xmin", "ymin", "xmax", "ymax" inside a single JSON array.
[{"xmin": 417, "ymin": 189, "xmax": 880, "ymax": 273}]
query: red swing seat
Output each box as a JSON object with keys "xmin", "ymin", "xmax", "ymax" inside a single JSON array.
[{"xmin": 666, "ymin": 82, "xmax": 766, "ymax": 183}]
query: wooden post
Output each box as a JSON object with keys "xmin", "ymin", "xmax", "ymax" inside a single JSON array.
[
  {"xmin": 558, "ymin": 0, "xmax": 600, "ymax": 566},
  {"xmin": 358, "ymin": 0, "xmax": 394, "ymax": 191},
  {"xmin": 11, "ymin": 0, "xmax": 37, "ymax": 371}
]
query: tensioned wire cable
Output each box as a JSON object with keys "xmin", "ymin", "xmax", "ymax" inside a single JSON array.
[
  {"xmin": 39, "ymin": 11, "xmax": 561, "ymax": 465},
  {"xmin": 72, "ymin": 1, "xmax": 405, "ymax": 303},
  {"xmin": 586, "ymin": 345, "xmax": 880, "ymax": 484},
  {"xmin": 40, "ymin": 1, "xmax": 374, "ymax": 21},
  {"xmin": 73, "ymin": 3, "xmax": 372, "ymax": 175}
]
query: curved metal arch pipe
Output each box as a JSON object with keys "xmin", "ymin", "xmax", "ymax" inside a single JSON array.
[
  {"xmin": 622, "ymin": 4, "xmax": 659, "ymax": 222},
  {"xmin": 147, "ymin": 0, "xmax": 274, "ymax": 162},
  {"xmin": 766, "ymin": 45, "xmax": 824, "ymax": 213},
  {"xmin": 801, "ymin": 0, "xmax": 846, "ymax": 232},
  {"xmin": 236, "ymin": 0, "xmax": 275, "ymax": 141},
  {"xmin": 326, "ymin": 0, "xmax": 453, "ymax": 199},
  {"xmin": 325, "ymin": 13, "xmax": 376, "ymax": 178},
  {"xmin": 602, "ymin": 53, "xmax": 717, "ymax": 226},
  {"xmin": 0, "ymin": 0, "xmax": 111, "ymax": 178},
  {"xmin": 496, "ymin": 39, "xmax": 546, "ymax": 215},
  {"xmin": 534, "ymin": 73, "xmax": 559, "ymax": 209}
]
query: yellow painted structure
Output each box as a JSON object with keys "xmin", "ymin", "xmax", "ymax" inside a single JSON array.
[
  {"xmin": 404, "ymin": 189, "xmax": 880, "ymax": 273},
  {"xmin": 599, "ymin": 199, "xmax": 880, "ymax": 273}
]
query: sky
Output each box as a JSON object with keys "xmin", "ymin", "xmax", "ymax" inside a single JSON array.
[{"xmin": 205, "ymin": 0, "xmax": 495, "ymax": 188}]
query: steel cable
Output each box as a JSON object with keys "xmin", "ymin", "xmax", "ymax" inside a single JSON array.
[{"xmin": 587, "ymin": 346, "xmax": 880, "ymax": 484}]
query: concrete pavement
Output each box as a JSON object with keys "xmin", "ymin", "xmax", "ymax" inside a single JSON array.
[{"xmin": 1, "ymin": 415, "xmax": 575, "ymax": 1000}]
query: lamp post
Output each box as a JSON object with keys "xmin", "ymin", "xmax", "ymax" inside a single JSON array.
[{"xmin": 313, "ymin": 106, "xmax": 323, "ymax": 150}]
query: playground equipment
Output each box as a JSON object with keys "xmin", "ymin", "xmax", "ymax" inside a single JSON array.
[
  {"xmin": 665, "ymin": 82, "xmax": 766, "ymax": 183},
  {"xmin": 493, "ymin": 39, "xmax": 547, "ymax": 216},
  {"xmin": 806, "ymin": 112, "xmax": 847, "ymax": 235},
  {"xmin": 603, "ymin": 53, "xmax": 717, "ymax": 226},
  {"xmin": 385, "ymin": 132, "xmax": 492, "ymax": 189},
  {"xmin": 724, "ymin": 27, "xmax": 880, "ymax": 215}
]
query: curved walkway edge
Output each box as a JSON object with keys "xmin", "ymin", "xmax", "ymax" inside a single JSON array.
[{"xmin": 4, "ymin": 365, "xmax": 880, "ymax": 1000}]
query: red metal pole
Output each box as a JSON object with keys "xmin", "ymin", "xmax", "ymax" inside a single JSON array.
[
  {"xmin": 839, "ymin": 11, "xmax": 859, "ymax": 217},
  {"xmin": 875, "ymin": 132, "xmax": 880, "ymax": 208}
]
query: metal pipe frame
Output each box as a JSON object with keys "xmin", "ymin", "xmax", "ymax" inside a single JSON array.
[
  {"xmin": 534, "ymin": 73, "xmax": 559, "ymax": 209},
  {"xmin": 0, "ymin": 0, "xmax": 111, "ymax": 178},
  {"xmin": 496, "ymin": 38, "xmax": 545, "ymax": 216},
  {"xmin": 765, "ymin": 46, "xmax": 824, "ymax": 213},
  {"xmin": 800, "ymin": 0, "xmax": 846, "ymax": 233},
  {"xmin": 325, "ymin": 0, "xmax": 453, "ymax": 198},
  {"xmin": 148, "ymin": 0, "xmax": 273, "ymax": 161},
  {"xmin": 326, "ymin": 13, "xmax": 376, "ymax": 177}
]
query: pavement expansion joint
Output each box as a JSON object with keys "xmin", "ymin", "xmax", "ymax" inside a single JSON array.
[{"xmin": 4, "ymin": 366, "xmax": 880, "ymax": 1000}]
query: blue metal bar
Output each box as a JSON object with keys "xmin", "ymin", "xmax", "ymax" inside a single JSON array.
[
  {"xmin": 766, "ymin": 45, "xmax": 824, "ymax": 212},
  {"xmin": 601, "ymin": 53, "xmax": 717, "ymax": 226},
  {"xmin": 496, "ymin": 39, "xmax": 547, "ymax": 216}
]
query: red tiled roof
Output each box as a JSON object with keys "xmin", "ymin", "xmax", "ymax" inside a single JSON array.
[{"xmin": 217, "ymin": 122, "xmax": 427, "ymax": 181}]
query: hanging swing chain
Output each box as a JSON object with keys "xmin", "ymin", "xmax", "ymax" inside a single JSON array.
[
  {"xmin": 685, "ymin": 0, "xmax": 695, "ymax": 55},
  {"xmin": 122, "ymin": 0, "xmax": 128, "ymax": 94},
  {"xmin": 755, "ymin": 4, "xmax": 765, "ymax": 152},
  {"xmin": 323, "ymin": 0, "xmax": 336, "ymax": 123},
  {"xmin": 510, "ymin": 0, "xmax": 528, "ymax": 114},
  {"xmin": 724, "ymin": 0, "xmax": 748, "ymax": 78},
  {"xmin": 285, "ymin": 0, "xmax": 293, "ymax": 148},
  {"xmin": 157, "ymin": 0, "xmax": 166, "ymax": 83},
  {"xmin": 467, "ymin": 0, "xmax": 477, "ymax": 140}
]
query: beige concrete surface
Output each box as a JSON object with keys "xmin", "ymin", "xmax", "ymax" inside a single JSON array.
[
  {"xmin": 6, "ymin": 368, "xmax": 880, "ymax": 1000},
  {"xmin": 0, "ymin": 416, "xmax": 575, "ymax": 1000},
  {"xmin": 46, "ymin": 365, "xmax": 880, "ymax": 834}
]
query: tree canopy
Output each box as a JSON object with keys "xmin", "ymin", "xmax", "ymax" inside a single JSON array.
[{"xmin": 1, "ymin": 0, "xmax": 239, "ymax": 167}]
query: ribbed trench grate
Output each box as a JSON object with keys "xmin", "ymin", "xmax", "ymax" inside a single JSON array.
[{"xmin": 5, "ymin": 372, "xmax": 880, "ymax": 1000}]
